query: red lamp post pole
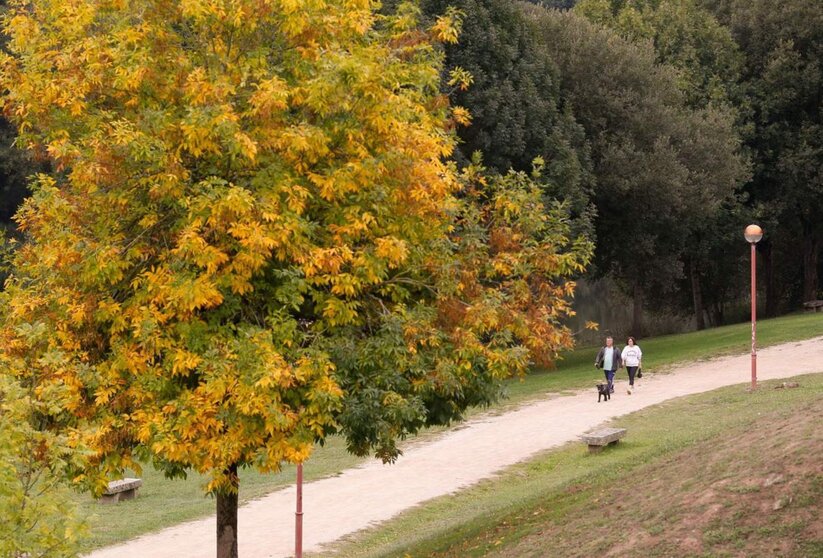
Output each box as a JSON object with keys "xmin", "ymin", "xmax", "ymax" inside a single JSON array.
[
  {"xmin": 295, "ymin": 463, "xmax": 303, "ymax": 558},
  {"xmin": 744, "ymin": 224, "xmax": 763, "ymax": 391},
  {"xmin": 750, "ymin": 241, "xmax": 757, "ymax": 390}
]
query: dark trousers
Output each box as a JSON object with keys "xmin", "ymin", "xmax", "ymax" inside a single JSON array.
[
  {"xmin": 604, "ymin": 369, "xmax": 616, "ymax": 393},
  {"xmin": 626, "ymin": 366, "xmax": 638, "ymax": 386}
]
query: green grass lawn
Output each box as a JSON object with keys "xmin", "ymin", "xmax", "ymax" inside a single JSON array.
[
  {"xmin": 75, "ymin": 311, "xmax": 823, "ymax": 552},
  {"xmin": 322, "ymin": 372, "xmax": 823, "ymax": 557},
  {"xmin": 74, "ymin": 435, "xmax": 365, "ymax": 551}
]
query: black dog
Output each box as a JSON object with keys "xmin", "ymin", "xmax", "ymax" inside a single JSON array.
[{"xmin": 597, "ymin": 383, "xmax": 610, "ymax": 402}]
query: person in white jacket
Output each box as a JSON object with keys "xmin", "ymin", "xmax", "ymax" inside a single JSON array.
[{"xmin": 621, "ymin": 337, "xmax": 642, "ymax": 394}]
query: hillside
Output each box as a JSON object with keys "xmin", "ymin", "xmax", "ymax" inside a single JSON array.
[{"xmin": 329, "ymin": 374, "xmax": 823, "ymax": 558}]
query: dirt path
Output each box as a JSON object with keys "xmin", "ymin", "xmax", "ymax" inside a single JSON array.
[{"xmin": 85, "ymin": 337, "xmax": 823, "ymax": 558}]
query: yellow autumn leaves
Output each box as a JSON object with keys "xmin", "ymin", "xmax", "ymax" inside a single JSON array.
[
  {"xmin": 0, "ymin": 0, "xmax": 590, "ymax": 504},
  {"xmin": 0, "ymin": 0, "xmax": 470, "ymax": 494}
]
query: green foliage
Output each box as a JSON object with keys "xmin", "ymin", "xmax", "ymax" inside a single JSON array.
[
  {"xmin": 0, "ymin": 374, "xmax": 89, "ymax": 557},
  {"xmin": 329, "ymin": 159, "xmax": 593, "ymax": 460},
  {"xmin": 703, "ymin": 0, "xmax": 823, "ymax": 304},
  {"xmin": 576, "ymin": 0, "xmax": 744, "ymax": 108},
  {"xmin": 524, "ymin": 7, "xmax": 748, "ymax": 328},
  {"xmin": 422, "ymin": 0, "xmax": 595, "ymax": 231},
  {"xmin": 571, "ymin": 0, "xmax": 753, "ymax": 326}
]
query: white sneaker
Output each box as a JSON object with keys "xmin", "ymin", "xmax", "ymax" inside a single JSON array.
[{"xmin": 627, "ymin": 387, "xmax": 632, "ymax": 394}]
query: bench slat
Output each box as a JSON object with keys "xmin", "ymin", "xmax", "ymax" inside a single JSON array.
[
  {"xmin": 104, "ymin": 478, "xmax": 143, "ymax": 494},
  {"xmin": 100, "ymin": 477, "xmax": 143, "ymax": 504},
  {"xmin": 581, "ymin": 427, "xmax": 627, "ymax": 446},
  {"xmin": 581, "ymin": 427, "xmax": 627, "ymax": 452}
]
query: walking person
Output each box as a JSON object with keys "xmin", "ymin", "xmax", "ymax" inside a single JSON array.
[
  {"xmin": 622, "ymin": 336, "xmax": 643, "ymax": 394},
  {"xmin": 594, "ymin": 336, "xmax": 622, "ymax": 394}
]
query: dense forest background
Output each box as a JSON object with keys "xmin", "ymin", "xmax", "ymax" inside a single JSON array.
[{"xmin": 2, "ymin": 0, "xmax": 821, "ymax": 342}]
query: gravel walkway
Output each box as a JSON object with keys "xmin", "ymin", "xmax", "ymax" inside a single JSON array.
[{"xmin": 86, "ymin": 337, "xmax": 823, "ymax": 558}]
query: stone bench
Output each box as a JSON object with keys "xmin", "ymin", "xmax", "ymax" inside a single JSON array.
[
  {"xmin": 581, "ymin": 427, "xmax": 627, "ymax": 453},
  {"xmin": 100, "ymin": 478, "xmax": 143, "ymax": 504},
  {"xmin": 802, "ymin": 300, "xmax": 823, "ymax": 312}
]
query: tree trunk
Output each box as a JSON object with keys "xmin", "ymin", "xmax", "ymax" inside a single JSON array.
[
  {"xmin": 631, "ymin": 283, "xmax": 643, "ymax": 336},
  {"xmin": 761, "ymin": 241, "xmax": 778, "ymax": 318},
  {"xmin": 689, "ymin": 258, "xmax": 705, "ymax": 330},
  {"xmin": 216, "ymin": 464, "xmax": 239, "ymax": 558},
  {"xmin": 802, "ymin": 234, "xmax": 821, "ymax": 302},
  {"xmin": 711, "ymin": 301, "xmax": 724, "ymax": 327}
]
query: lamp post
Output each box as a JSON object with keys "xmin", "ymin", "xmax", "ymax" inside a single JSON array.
[
  {"xmin": 744, "ymin": 224, "xmax": 763, "ymax": 390},
  {"xmin": 295, "ymin": 462, "xmax": 303, "ymax": 558}
]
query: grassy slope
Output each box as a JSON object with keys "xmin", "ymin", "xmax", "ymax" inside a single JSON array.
[
  {"xmin": 323, "ymin": 373, "xmax": 823, "ymax": 558},
  {"xmin": 75, "ymin": 312, "xmax": 823, "ymax": 551}
]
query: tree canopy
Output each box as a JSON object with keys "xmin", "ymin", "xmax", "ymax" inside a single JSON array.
[
  {"xmin": 0, "ymin": 1, "xmax": 591, "ymax": 555},
  {"xmin": 702, "ymin": 0, "xmax": 823, "ymax": 306},
  {"xmin": 421, "ymin": 0, "xmax": 595, "ymax": 235},
  {"xmin": 569, "ymin": 0, "xmax": 751, "ymax": 327},
  {"xmin": 576, "ymin": 0, "xmax": 743, "ymax": 107},
  {"xmin": 523, "ymin": 6, "xmax": 747, "ymax": 331}
]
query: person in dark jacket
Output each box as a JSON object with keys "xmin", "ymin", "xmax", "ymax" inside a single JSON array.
[{"xmin": 594, "ymin": 336, "xmax": 622, "ymax": 394}]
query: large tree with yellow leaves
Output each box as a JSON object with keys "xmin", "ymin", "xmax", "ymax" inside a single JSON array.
[{"xmin": 0, "ymin": 1, "xmax": 590, "ymax": 555}]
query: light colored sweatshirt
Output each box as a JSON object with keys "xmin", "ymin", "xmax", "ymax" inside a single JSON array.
[{"xmin": 621, "ymin": 345, "xmax": 642, "ymax": 367}]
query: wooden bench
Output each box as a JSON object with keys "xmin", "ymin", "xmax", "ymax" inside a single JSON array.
[
  {"xmin": 100, "ymin": 478, "xmax": 143, "ymax": 504},
  {"xmin": 802, "ymin": 300, "xmax": 823, "ymax": 312},
  {"xmin": 581, "ymin": 427, "xmax": 627, "ymax": 453}
]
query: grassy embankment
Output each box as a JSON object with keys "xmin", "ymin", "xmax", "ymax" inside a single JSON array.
[
  {"xmin": 323, "ymin": 372, "xmax": 823, "ymax": 558},
  {"xmin": 75, "ymin": 312, "xmax": 823, "ymax": 552}
]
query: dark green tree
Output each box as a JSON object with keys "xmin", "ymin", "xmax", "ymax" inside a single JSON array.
[
  {"xmin": 524, "ymin": 6, "xmax": 747, "ymax": 333},
  {"xmin": 534, "ymin": 0, "xmax": 578, "ymax": 9},
  {"xmin": 0, "ymin": 120, "xmax": 36, "ymax": 233},
  {"xmin": 422, "ymin": 0, "xmax": 595, "ymax": 233},
  {"xmin": 0, "ymin": 0, "xmax": 35, "ymax": 239},
  {"xmin": 701, "ymin": 0, "xmax": 823, "ymax": 307},
  {"xmin": 575, "ymin": 0, "xmax": 751, "ymax": 327},
  {"xmin": 576, "ymin": 0, "xmax": 743, "ymax": 107}
]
